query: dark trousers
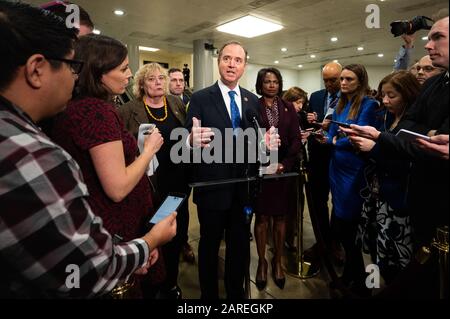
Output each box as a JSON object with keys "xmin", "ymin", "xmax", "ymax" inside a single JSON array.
[
  {"xmin": 197, "ymin": 201, "xmax": 250, "ymax": 299},
  {"xmin": 308, "ymin": 145, "xmax": 332, "ymax": 247},
  {"xmin": 160, "ymin": 198, "xmax": 190, "ymax": 290},
  {"xmin": 333, "ymin": 215, "xmax": 366, "ymax": 286}
]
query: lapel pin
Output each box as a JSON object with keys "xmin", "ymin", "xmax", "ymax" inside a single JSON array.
[{"xmin": 244, "ymin": 97, "xmax": 248, "ymax": 102}]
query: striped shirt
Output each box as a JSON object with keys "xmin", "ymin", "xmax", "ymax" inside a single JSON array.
[{"xmin": 0, "ymin": 96, "xmax": 149, "ymax": 298}]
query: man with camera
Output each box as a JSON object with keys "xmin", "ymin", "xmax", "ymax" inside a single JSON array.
[{"xmin": 392, "ymin": 15, "xmax": 445, "ymax": 83}]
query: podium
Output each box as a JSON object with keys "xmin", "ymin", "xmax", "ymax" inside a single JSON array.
[{"xmin": 189, "ymin": 171, "xmax": 298, "ymax": 299}]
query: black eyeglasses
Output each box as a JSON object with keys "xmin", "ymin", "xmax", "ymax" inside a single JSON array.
[{"xmin": 45, "ymin": 56, "xmax": 84, "ymax": 75}]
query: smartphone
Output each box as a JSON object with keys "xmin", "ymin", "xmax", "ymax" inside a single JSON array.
[
  {"xmin": 395, "ymin": 129, "xmax": 431, "ymax": 142},
  {"xmin": 149, "ymin": 193, "xmax": 186, "ymax": 224},
  {"xmin": 143, "ymin": 124, "xmax": 156, "ymax": 135},
  {"xmin": 329, "ymin": 120, "xmax": 351, "ymax": 128}
]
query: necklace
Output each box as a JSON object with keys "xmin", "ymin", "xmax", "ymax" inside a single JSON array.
[{"xmin": 144, "ymin": 96, "xmax": 168, "ymax": 122}]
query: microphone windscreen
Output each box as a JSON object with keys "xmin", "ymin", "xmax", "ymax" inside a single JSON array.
[{"xmin": 245, "ymin": 108, "xmax": 259, "ymax": 122}]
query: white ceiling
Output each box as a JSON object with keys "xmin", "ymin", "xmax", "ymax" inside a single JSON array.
[{"xmin": 30, "ymin": 0, "xmax": 448, "ymax": 70}]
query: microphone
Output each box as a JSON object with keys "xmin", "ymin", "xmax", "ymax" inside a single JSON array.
[{"xmin": 245, "ymin": 109, "xmax": 265, "ymax": 178}]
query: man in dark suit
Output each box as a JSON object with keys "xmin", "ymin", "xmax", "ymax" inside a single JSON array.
[
  {"xmin": 304, "ymin": 62, "xmax": 342, "ymax": 269},
  {"xmin": 185, "ymin": 41, "xmax": 279, "ymax": 299},
  {"xmin": 169, "ymin": 68, "xmax": 191, "ymax": 106}
]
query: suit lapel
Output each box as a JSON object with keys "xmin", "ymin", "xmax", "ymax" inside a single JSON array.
[
  {"xmin": 132, "ymin": 100, "xmax": 148, "ymax": 125},
  {"xmin": 240, "ymin": 87, "xmax": 251, "ymax": 128},
  {"xmin": 211, "ymin": 82, "xmax": 232, "ymax": 127}
]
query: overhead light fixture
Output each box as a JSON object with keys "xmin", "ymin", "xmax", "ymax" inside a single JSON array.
[
  {"xmin": 378, "ymin": 53, "xmax": 384, "ymax": 58},
  {"xmin": 298, "ymin": 64, "xmax": 303, "ymax": 68},
  {"xmin": 93, "ymin": 29, "xmax": 101, "ymax": 35},
  {"xmin": 331, "ymin": 37, "xmax": 338, "ymax": 42},
  {"xmin": 274, "ymin": 60, "xmax": 279, "ymax": 64},
  {"xmin": 247, "ymin": 55, "xmax": 250, "ymax": 60},
  {"xmin": 422, "ymin": 36, "xmax": 428, "ymax": 40},
  {"xmin": 114, "ymin": 10, "xmax": 125, "ymax": 16},
  {"xmin": 281, "ymin": 48, "xmax": 288, "ymax": 52},
  {"xmin": 216, "ymin": 15, "xmax": 283, "ymax": 38},
  {"xmin": 139, "ymin": 46, "xmax": 160, "ymax": 52},
  {"xmin": 310, "ymin": 54, "xmax": 316, "ymax": 58},
  {"xmin": 333, "ymin": 60, "xmax": 339, "ymax": 63},
  {"xmin": 357, "ymin": 46, "xmax": 364, "ymax": 51}
]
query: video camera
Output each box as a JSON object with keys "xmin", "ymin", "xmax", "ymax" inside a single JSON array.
[{"xmin": 390, "ymin": 16, "xmax": 434, "ymax": 37}]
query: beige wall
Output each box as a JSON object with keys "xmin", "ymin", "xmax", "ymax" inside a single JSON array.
[{"xmin": 138, "ymin": 51, "xmax": 194, "ymax": 86}]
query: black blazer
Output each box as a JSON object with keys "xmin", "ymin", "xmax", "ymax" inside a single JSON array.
[
  {"xmin": 309, "ymin": 89, "xmax": 328, "ymax": 122},
  {"xmin": 185, "ymin": 82, "xmax": 259, "ymax": 210}
]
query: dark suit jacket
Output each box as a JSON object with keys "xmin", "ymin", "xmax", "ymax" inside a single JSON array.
[
  {"xmin": 307, "ymin": 89, "xmax": 332, "ymax": 159},
  {"xmin": 185, "ymin": 82, "xmax": 259, "ymax": 210},
  {"xmin": 309, "ymin": 89, "xmax": 328, "ymax": 122},
  {"xmin": 258, "ymin": 98, "xmax": 301, "ymax": 172}
]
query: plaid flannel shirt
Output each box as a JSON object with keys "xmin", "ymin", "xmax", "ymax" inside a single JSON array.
[{"xmin": 0, "ymin": 96, "xmax": 149, "ymax": 298}]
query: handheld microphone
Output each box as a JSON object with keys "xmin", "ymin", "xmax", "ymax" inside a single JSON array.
[
  {"xmin": 245, "ymin": 108, "xmax": 262, "ymax": 133},
  {"xmin": 245, "ymin": 109, "xmax": 265, "ymax": 177}
]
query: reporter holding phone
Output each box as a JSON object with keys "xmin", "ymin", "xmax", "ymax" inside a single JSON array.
[
  {"xmin": 326, "ymin": 64, "xmax": 377, "ymax": 296},
  {"xmin": 348, "ymin": 71, "xmax": 421, "ymax": 284},
  {"xmin": 119, "ymin": 63, "xmax": 190, "ymax": 299},
  {"xmin": 49, "ymin": 35, "xmax": 166, "ymax": 298}
]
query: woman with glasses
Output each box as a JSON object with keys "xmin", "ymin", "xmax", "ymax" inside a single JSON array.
[
  {"xmin": 118, "ymin": 63, "xmax": 189, "ymax": 299},
  {"xmin": 49, "ymin": 34, "xmax": 164, "ymax": 298},
  {"xmin": 253, "ymin": 68, "xmax": 301, "ymax": 290}
]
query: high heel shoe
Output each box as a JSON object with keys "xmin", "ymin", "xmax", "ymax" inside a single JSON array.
[
  {"xmin": 255, "ymin": 259, "xmax": 267, "ymax": 290},
  {"xmin": 271, "ymin": 258, "xmax": 285, "ymax": 289}
]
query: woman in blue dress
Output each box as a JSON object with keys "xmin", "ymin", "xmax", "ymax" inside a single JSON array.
[{"xmin": 325, "ymin": 64, "xmax": 377, "ymax": 294}]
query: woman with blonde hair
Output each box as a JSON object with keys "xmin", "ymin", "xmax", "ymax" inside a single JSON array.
[{"xmin": 119, "ymin": 62, "xmax": 189, "ymax": 299}]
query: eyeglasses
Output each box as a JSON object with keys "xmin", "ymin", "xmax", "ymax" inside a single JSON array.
[
  {"xmin": 45, "ymin": 56, "xmax": 84, "ymax": 75},
  {"xmin": 146, "ymin": 75, "xmax": 166, "ymax": 83},
  {"xmin": 416, "ymin": 65, "xmax": 437, "ymax": 73}
]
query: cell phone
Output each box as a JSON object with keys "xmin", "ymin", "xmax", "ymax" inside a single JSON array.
[
  {"xmin": 149, "ymin": 193, "xmax": 186, "ymax": 224},
  {"xmin": 143, "ymin": 124, "xmax": 156, "ymax": 135},
  {"xmin": 395, "ymin": 129, "xmax": 431, "ymax": 142},
  {"xmin": 329, "ymin": 120, "xmax": 351, "ymax": 128}
]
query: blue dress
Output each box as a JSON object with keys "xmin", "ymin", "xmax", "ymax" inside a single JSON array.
[{"xmin": 327, "ymin": 96, "xmax": 377, "ymax": 221}]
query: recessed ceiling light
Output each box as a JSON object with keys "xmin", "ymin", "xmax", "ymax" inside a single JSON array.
[
  {"xmin": 93, "ymin": 29, "xmax": 101, "ymax": 35},
  {"xmin": 298, "ymin": 64, "xmax": 303, "ymax": 68},
  {"xmin": 114, "ymin": 10, "xmax": 124, "ymax": 16},
  {"xmin": 331, "ymin": 37, "xmax": 338, "ymax": 42},
  {"xmin": 378, "ymin": 53, "xmax": 384, "ymax": 58},
  {"xmin": 422, "ymin": 36, "xmax": 428, "ymax": 40},
  {"xmin": 310, "ymin": 54, "xmax": 316, "ymax": 58},
  {"xmin": 281, "ymin": 48, "xmax": 288, "ymax": 52},
  {"xmin": 247, "ymin": 55, "xmax": 250, "ymax": 60},
  {"xmin": 217, "ymin": 15, "xmax": 283, "ymax": 38},
  {"xmin": 139, "ymin": 46, "xmax": 160, "ymax": 52},
  {"xmin": 357, "ymin": 47, "xmax": 364, "ymax": 51},
  {"xmin": 333, "ymin": 60, "xmax": 339, "ymax": 63},
  {"xmin": 274, "ymin": 60, "xmax": 279, "ymax": 64}
]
